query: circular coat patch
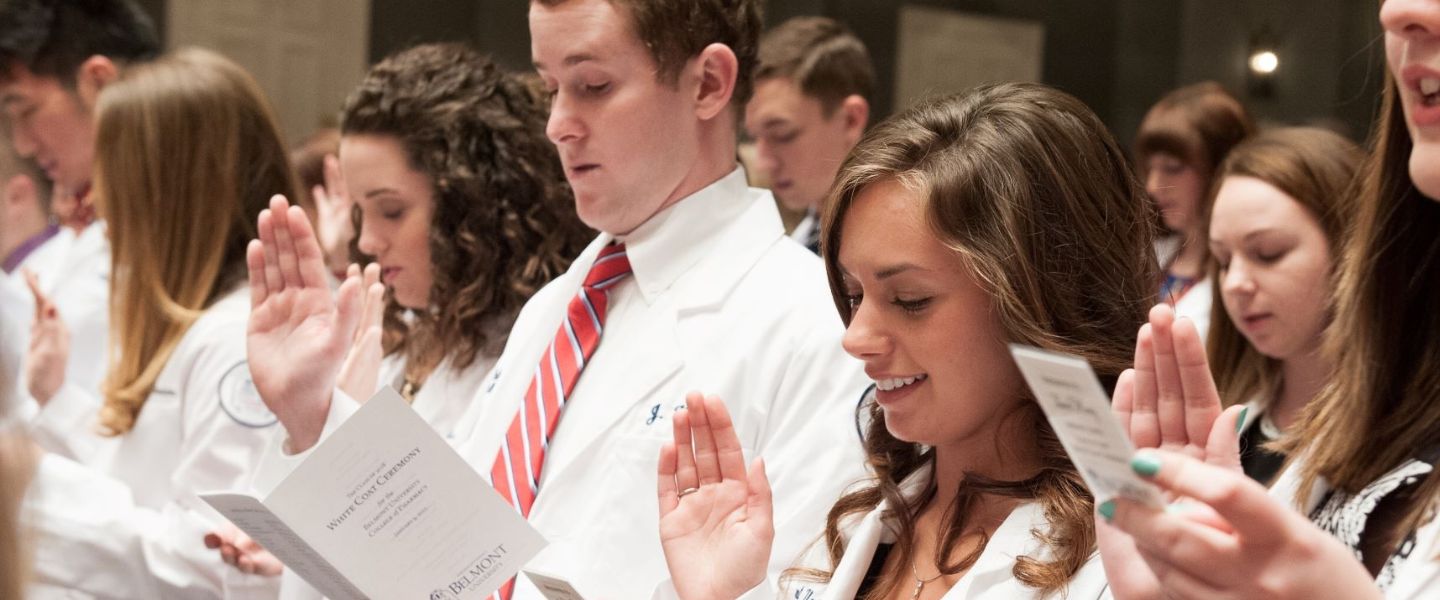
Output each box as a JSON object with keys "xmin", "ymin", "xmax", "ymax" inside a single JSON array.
[{"xmin": 218, "ymin": 361, "xmax": 279, "ymax": 428}]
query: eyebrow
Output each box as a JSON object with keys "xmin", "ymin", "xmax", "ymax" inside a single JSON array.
[
  {"xmin": 875, "ymin": 263, "xmax": 928, "ymax": 280},
  {"xmin": 533, "ymin": 53, "xmax": 599, "ymax": 71},
  {"xmin": 364, "ymin": 188, "xmax": 403, "ymax": 199}
]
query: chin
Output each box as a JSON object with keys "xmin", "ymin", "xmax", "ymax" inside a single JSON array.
[{"xmin": 1409, "ymin": 146, "xmax": 1440, "ymax": 202}]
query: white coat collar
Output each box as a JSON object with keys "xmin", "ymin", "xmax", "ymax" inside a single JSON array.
[
  {"xmin": 822, "ymin": 466, "xmax": 1058, "ymax": 599},
  {"xmin": 610, "ymin": 167, "xmax": 780, "ymax": 307}
]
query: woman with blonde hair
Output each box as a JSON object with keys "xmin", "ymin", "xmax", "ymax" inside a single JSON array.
[
  {"xmin": 657, "ymin": 82, "xmax": 1157, "ymax": 599},
  {"xmin": 1134, "ymin": 82, "xmax": 1253, "ymax": 339},
  {"xmin": 19, "ymin": 47, "xmax": 304, "ymax": 597},
  {"xmin": 1202, "ymin": 127, "xmax": 1361, "ymax": 485}
]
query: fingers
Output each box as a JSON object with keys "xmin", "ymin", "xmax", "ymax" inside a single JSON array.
[
  {"xmin": 1172, "ymin": 317, "xmax": 1223, "ymax": 444},
  {"xmin": 1131, "ymin": 450, "xmax": 1292, "ymax": 545},
  {"xmin": 312, "ymin": 184, "xmax": 330, "ymax": 209},
  {"xmin": 22, "ymin": 269, "xmax": 50, "ymax": 320},
  {"xmin": 1130, "ymin": 324, "xmax": 1161, "ymax": 448},
  {"xmin": 323, "ymin": 154, "xmax": 344, "ymax": 199},
  {"xmin": 1108, "ymin": 497, "xmax": 1238, "ymax": 585},
  {"xmin": 705, "ymin": 395, "xmax": 748, "ymax": 482},
  {"xmin": 286, "ymin": 204, "xmax": 331, "ymax": 288},
  {"xmin": 671, "ymin": 401, "xmax": 698, "ymax": 493},
  {"xmin": 333, "ymin": 274, "xmax": 364, "ymax": 349},
  {"xmin": 657, "ymin": 442, "xmax": 680, "ymax": 514},
  {"xmin": 1149, "ymin": 305, "xmax": 1188, "ymax": 447},
  {"xmin": 688, "ymin": 394, "xmax": 722, "ymax": 486},
  {"xmin": 1112, "ymin": 368, "xmax": 1135, "ymax": 434},
  {"xmin": 258, "ymin": 208, "xmax": 284, "ymax": 294},
  {"xmin": 269, "ymin": 196, "xmax": 304, "ymax": 290},
  {"xmin": 746, "ymin": 458, "xmax": 774, "ymax": 528},
  {"xmin": 247, "ymin": 240, "xmax": 268, "ymax": 309},
  {"xmin": 1205, "ymin": 405, "xmax": 1246, "ymax": 474}
]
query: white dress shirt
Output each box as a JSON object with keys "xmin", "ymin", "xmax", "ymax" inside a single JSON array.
[
  {"xmin": 23, "ymin": 287, "xmax": 281, "ymax": 599},
  {"xmin": 263, "ymin": 167, "xmax": 870, "ymax": 599}
]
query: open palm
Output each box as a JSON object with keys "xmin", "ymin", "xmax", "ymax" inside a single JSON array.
[
  {"xmin": 658, "ymin": 393, "xmax": 773, "ymax": 600},
  {"xmin": 246, "ymin": 195, "xmax": 362, "ymax": 452}
]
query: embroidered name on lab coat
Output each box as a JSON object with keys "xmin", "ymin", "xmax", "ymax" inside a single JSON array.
[{"xmin": 218, "ymin": 361, "xmax": 279, "ymax": 428}]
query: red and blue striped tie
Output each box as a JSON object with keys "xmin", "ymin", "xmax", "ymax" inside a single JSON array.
[{"xmin": 490, "ymin": 242, "xmax": 631, "ymax": 599}]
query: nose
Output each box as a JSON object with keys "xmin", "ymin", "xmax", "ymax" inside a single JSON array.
[
  {"xmin": 840, "ymin": 299, "xmax": 892, "ymax": 362},
  {"xmin": 546, "ymin": 91, "xmax": 585, "ymax": 146},
  {"xmin": 356, "ymin": 216, "xmax": 383, "ymax": 258},
  {"xmin": 754, "ymin": 139, "xmax": 780, "ymax": 177},
  {"xmin": 1382, "ymin": 0, "xmax": 1440, "ymax": 40},
  {"xmin": 1144, "ymin": 170, "xmax": 1165, "ymax": 198},
  {"xmin": 1221, "ymin": 258, "xmax": 1257, "ymax": 297},
  {"xmin": 10, "ymin": 123, "xmax": 36, "ymax": 158}
]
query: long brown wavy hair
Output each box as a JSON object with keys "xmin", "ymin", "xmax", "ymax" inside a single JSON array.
[
  {"xmin": 93, "ymin": 48, "xmax": 302, "ymax": 434},
  {"xmin": 806, "ymin": 83, "xmax": 1157, "ymax": 597},
  {"xmin": 1202, "ymin": 128, "xmax": 1360, "ymax": 411},
  {"xmin": 1279, "ymin": 70, "xmax": 1440, "ymax": 546},
  {"xmin": 341, "ymin": 44, "xmax": 591, "ymax": 388}
]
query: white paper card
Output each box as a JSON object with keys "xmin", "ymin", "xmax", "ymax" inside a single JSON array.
[
  {"xmin": 202, "ymin": 387, "xmax": 546, "ymax": 599},
  {"xmin": 524, "ymin": 570, "xmax": 587, "ymax": 600},
  {"xmin": 1009, "ymin": 345, "xmax": 1164, "ymax": 507}
]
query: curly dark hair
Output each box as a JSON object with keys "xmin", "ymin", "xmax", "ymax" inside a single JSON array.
[{"xmin": 342, "ymin": 43, "xmax": 593, "ymax": 388}]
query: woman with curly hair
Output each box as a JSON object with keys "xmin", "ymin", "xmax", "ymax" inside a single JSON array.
[{"xmin": 333, "ymin": 43, "xmax": 592, "ymax": 432}]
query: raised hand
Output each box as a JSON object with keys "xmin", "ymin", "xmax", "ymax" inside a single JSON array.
[
  {"xmin": 22, "ymin": 269, "xmax": 68, "ymax": 405},
  {"xmin": 1105, "ymin": 450, "xmax": 1381, "ymax": 600},
  {"xmin": 337, "ymin": 263, "xmax": 385, "ymax": 402},
  {"xmin": 246, "ymin": 195, "xmax": 363, "ymax": 452},
  {"xmin": 1101, "ymin": 303, "xmax": 1247, "ymax": 599},
  {"xmin": 658, "ymin": 393, "xmax": 773, "ymax": 600},
  {"xmin": 312, "ymin": 154, "xmax": 355, "ymax": 279},
  {"xmin": 204, "ymin": 524, "xmax": 283, "ymax": 576}
]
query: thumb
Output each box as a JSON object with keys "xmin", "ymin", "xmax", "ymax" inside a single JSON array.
[
  {"xmin": 1205, "ymin": 404, "xmax": 1247, "ymax": 474},
  {"xmin": 333, "ymin": 274, "xmax": 363, "ymax": 351},
  {"xmin": 747, "ymin": 457, "xmax": 773, "ymax": 532}
]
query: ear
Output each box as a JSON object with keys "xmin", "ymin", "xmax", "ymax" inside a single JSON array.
[
  {"xmin": 2, "ymin": 174, "xmax": 36, "ymax": 211},
  {"xmin": 73, "ymin": 56, "xmax": 121, "ymax": 111},
  {"xmin": 838, "ymin": 95, "xmax": 870, "ymax": 145},
  {"xmin": 692, "ymin": 43, "xmax": 739, "ymax": 122}
]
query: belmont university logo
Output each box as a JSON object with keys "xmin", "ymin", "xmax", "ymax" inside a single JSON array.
[{"xmin": 430, "ymin": 544, "xmax": 512, "ymax": 599}]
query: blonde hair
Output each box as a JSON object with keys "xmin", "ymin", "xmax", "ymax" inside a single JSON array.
[
  {"xmin": 92, "ymin": 48, "xmax": 302, "ymax": 435},
  {"xmin": 1203, "ymin": 128, "xmax": 1361, "ymax": 408},
  {"xmin": 0, "ymin": 430, "xmax": 38, "ymax": 599},
  {"xmin": 808, "ymin": 83, "xmax": 1156, "ymax": 597}
]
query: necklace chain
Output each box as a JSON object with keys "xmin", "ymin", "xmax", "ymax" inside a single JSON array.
[{"xmin": 909, "ymin": 562, "xmax": 943, "ymax": 599}]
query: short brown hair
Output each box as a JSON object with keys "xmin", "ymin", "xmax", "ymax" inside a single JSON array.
[
  {"xmin": 755, "ymin": 16, "xmax": 873, "ymax": 116},
  {"xmin": 534, "ymin": 0, "xmax": 763, "ymax": 106},
  {"xmin": 1134, "ymin": 81, "xmax": 1254, "ymax": 178},
  {"xmin": 1203, "ymin": 127, "xmax": 1361, "ymax": 411}
]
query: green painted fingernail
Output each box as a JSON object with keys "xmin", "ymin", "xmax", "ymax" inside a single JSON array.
[
  {"xmin": 1098, "ymin": 499, "xmax": 1116, "ymax": 522},
  {"xmin": 1131, "ymin": 454, "xmax": 1162, "ymax": 478},
  {"xmin": 1235, "ymin": 407, "xmax": 1249, "ymax": 434}
]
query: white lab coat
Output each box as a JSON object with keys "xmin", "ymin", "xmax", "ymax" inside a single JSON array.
[
  {"xmin": 0, "ymin": 222, "xmax": 111, "ymax": 426},
  {"xmin": 22, "ymin": 286, "xmax": 281, "ymax": 599},
  {"xmin": 779, "ymin": 469, "xmax": 1109, "ymax": 600},
  {"xmin": 262, "ymin": 167, "xmax": 870, "ymax": 599}
]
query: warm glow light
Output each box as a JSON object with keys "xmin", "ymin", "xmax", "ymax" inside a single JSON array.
[{"xmin": 1249, "ymin": 51, "xmax": 1279, "ymax": 75}]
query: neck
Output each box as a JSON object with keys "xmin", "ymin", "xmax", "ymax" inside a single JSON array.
[
  {"xmin": 1169, "ymin": 228, "xmax": 1208, "ymax": 277},
  {"xmin": 1274, "ymin": 348, "xmax": 1329, "ymax": 430},
  {"xmin": 929, "ymin": 405, "xmax": 1045, "ymax": 512},
  {"xmin": 654, "ymin": 120, "xmax": 738, "ymax": 215}
]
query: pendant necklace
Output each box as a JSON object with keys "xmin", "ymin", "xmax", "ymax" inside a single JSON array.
[{"xmin": 910, "ymin": 562, "xmax": 943, "ymax": 599}]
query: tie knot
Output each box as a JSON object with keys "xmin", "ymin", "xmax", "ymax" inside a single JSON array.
[{"xmin": 584, "ymin": 242, "xmax": 632, "ymax": 289}]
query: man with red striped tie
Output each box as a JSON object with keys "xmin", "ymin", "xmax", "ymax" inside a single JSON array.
[{"xmin": 241, "ymin": 0, "xmax": 869, "ymax": 598}]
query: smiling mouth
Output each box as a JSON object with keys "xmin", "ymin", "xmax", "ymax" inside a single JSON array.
[{"xmin": 874, "ymin": 374, "xmax": 928, "ymax": 392}]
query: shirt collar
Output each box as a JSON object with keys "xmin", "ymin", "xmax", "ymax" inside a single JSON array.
[{"xmin": 614, "ymin": 166, "xmax": 751, "ymax": 304}]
